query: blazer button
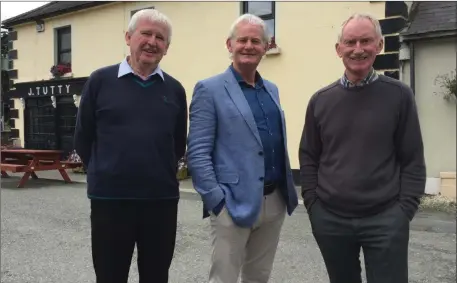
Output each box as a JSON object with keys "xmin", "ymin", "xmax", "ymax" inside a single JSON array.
[
  {"xmin": 259, "ymin": 177, "xmax": 264, "ymax": 181},
  {"xmin": 258, "ymin": 151, "xmax": 263, "ymax": 156}
]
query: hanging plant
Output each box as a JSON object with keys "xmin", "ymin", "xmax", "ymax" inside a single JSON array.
[
  {"xmin": 434, "ymin": 69, "xmax": 456, "ymax": 103},
  {"xmin": 50, "ymin": 63, "xmax": 72, "ymax": 78}
]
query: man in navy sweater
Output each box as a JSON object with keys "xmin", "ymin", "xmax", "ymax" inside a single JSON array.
[
  {"xmin": 299, "ymin": 13, "xmax": 426, "ymax": 283},
  {"xmin": 74, "ymin": 9, "xmax": 187, "ymax": 283}
]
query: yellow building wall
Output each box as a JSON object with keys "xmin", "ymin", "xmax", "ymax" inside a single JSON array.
[
  {"xmin": 260, "ymin": 1, "xmax": 385, "ymax": 168},
  {"xmin": 10, "ymin": 1, "xmax": 386, "ymax": 168},
  {"xmin": 12, "ymin": 2, "xmax": 125, "ymax": 83}
]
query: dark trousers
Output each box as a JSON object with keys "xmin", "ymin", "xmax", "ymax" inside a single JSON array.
[
  {"xmin": 309, "ymin": 199, "xmax": 410, "ymax": 283},
  {"xmin": 90, "ymin": 199, "xmax": 178, "ymax": 283}
]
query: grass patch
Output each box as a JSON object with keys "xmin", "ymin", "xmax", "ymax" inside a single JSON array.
[{"xmin": 419, "ymin": 194, "xmax": 456, "ymax": 214}]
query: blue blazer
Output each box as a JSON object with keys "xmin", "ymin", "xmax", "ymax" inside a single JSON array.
[{"xmin": 187, "ymin": 67, "xmax": 298, "ymax": 227}]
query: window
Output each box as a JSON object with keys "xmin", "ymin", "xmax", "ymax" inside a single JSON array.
[
  {"xmin": 242, "ymin": 1, "xmax": 275, "ymax": 39},
  {"xmin": 56, "ymin": 26, "xmax": 71, "ymax": 64},
  {"xmin": 131, "ymin": 6, "xmax": 155, "ymax": 18}
]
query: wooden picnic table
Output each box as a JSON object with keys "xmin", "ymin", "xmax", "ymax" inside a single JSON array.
[{"xmin": 1, "ymin": 149, "xmax": 82, "ymax": 188}]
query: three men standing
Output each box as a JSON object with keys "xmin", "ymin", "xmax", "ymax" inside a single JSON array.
[
  {"xmin": 75, "ymin": 9, "xmax": 187, "ymax": 283},
  {"xmin": 299, "ymin": 13, "xmax": 426, "ymax": 283},
  {"xmin": 75, "ymin": 7, "xmax": 426, "ymax": 283},
  {"xmin": 186, "ymin": 14, "xmax": 298, "ymax": 283}
]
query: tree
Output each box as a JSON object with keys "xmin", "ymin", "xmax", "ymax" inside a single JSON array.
[
  {"xmin": 1, "ymin": 30, "xmax": 10, "ymax": 93},
  {"xmin": 1, "ymin": 30, "xmax": 9, "ymax": 59}
]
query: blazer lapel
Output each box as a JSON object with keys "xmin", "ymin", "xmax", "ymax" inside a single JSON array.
[{"xmin": 223, "ymin": 70, "xmax": 262, "ymax": 146}]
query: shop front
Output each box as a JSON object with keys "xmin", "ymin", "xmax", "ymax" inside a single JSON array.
[{"xmin": 8, "ymin": 77, "xmax": 87, "ymax": 159}]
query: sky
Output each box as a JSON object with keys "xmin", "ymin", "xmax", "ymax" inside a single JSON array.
[{"xmin": 1, "ymin": 1, "xmax": 49, "ymax": 22}]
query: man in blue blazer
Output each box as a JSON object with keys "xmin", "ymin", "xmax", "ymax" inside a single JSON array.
[{"xmin": 187, "ymin": 13, "xmax": 298, "ymax": 283}]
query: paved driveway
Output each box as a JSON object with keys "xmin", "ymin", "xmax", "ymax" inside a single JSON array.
[{"xmin": 1, "ymin": 174, "xmax": 456, "ymax": 283}]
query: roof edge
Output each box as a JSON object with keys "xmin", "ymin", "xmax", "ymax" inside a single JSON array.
[
  {"xmin": 1, "ymin": 1, "xmax": 114, "ymax": 28},
  {"xmin": 2, "ymin": 2, "xmax": 54, "ymax": 26},
  {"xmin": 401, "ymin": 30, "xmax": 457, "ymax": 41}
]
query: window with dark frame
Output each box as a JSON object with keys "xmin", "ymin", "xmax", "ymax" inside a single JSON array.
[
  {"xmin": 131, "ymin": 6, "xmax": 155, "ymax": 18},
  {"xmin": 241, "ymin": 1, "xmax": 275, "ymax": 39},
  {"xmin": 56, "ymin": 26, "xmax": 71, "ymax": 64}
]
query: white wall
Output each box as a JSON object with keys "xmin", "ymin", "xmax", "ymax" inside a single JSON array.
[{"xmin": 401, "ymin": 37, "xmax": 457, "ymax": 194}]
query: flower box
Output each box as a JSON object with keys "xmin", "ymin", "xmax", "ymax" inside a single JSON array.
[
  {"xmin": 50, "ymin": 63, "xmax": 72, "ymax": 79},
  {"xmin": 266, "ymin": 36, "xmax": 281, "ymax": 56},
  {"xmin": 440, "ymin": 172, "xmax": 456, "ymax": 199}
]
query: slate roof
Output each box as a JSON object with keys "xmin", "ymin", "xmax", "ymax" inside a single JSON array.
[
  {"xmin": 1, "ymin": 1, "xmax": 113, "ymax": 28},
  {"xmin": 402, "ymin": 1, "xmax": 457, "ymax": 36}
]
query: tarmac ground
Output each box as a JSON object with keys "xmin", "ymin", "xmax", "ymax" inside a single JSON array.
[{"xmin": 1, "ymin": 171, "xmax": 456, "ymax": 283}]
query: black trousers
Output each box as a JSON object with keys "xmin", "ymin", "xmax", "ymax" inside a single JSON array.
[
  {"xmin": 90, "ymin": 199, "xmax": 178, "ymax": 283},
  {"xmin": 309, "ymin": 199, "xmax": 410, "ymax": 283}
]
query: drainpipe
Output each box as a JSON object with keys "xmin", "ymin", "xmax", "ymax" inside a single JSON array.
[{"xmin": 409, "ymin": 42, "xmax": 416, "ymax": 95}]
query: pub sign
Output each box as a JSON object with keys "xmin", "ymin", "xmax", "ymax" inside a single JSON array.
[{"xmin": 6, "ymin": 77, "xmax": 88, "ymax": 98}]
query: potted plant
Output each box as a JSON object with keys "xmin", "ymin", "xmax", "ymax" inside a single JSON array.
[
  {"xmin": 67, "ymin": 149, "xmax": 85, "ymax": 174},
  {"xmin": 176, "ymin": 155, "xmax": 188, "ymax": 180},
  {"xmin": 434, "ymin": 69, "xmax": 456, "ymax": 103}
]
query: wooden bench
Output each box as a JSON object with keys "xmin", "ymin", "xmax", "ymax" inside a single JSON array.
[
  {"xmin": 29, "ymin": 160, "xmax": 82, "ymax": 170},
  {"xmin": 1, "ymin": 149, "xmax": 76, "ymax": 188},
  {"xmin": 1, "ymin": 163, "xmax": 40, "ymax": 182},
  {"xmin": 60, "ymin": 161, "xmax": 83, "ymax": 169},
  {"xmin": 1, "ymin": 163, "xmax": 27, "ymax": 173}
]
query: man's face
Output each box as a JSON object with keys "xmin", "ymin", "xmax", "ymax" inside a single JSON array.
[
  {"xmin": 125, "ymin": 18, "xmax": 169, "ymax": 67},
  {"xmin": 226, "ymin": 21, "xmax": 268, "ymax": 68},
  {"xmin": 336, "ymin": 18, "xmax": 383, "ymax": 78}
]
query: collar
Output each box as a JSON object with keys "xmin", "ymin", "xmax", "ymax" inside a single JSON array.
[
  {"xmin": 118, "ymin": 57, "xmax": 165, "ymax": 81},
  {"xmin": 340, "ymin": 68, "xmax": 378, "ymax": 88},
  {"xmin": 229, "ymin": 64, "xmax": 264, "ymax": 87}
]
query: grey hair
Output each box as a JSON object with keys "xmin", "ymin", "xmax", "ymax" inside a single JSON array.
[
  {"xmin": 128, "ymin": 9, "xmax": 173, "ymax": 45},
  {"xmin": 227, "ymin": 13, "xmax": 270, "ymax": 43},
  {"xmin": 337, "ymin": 13, "xmax": 383, "ymax": 43}
]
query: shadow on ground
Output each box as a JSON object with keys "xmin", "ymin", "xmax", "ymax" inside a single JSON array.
[{"xmin": 1, "ymin": 176, "xmax": 85, "ymax": 190}]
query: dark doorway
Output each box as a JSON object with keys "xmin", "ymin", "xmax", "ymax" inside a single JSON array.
[
  {"xmin": 25, "ymin": 97, "xmax": 57, "ymax": 150},
  {"xmin": 24, "ymin": 96, "xmax": 77, "ymax": 159}
]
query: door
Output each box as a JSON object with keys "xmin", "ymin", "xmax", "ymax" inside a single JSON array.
[
  {"xmin": 24, "ymin": 97, "xmax": 58, "ymax": 150},
  {"xmin": 24, "ymin": 95, "xmax": 78, "ymax": 160}
]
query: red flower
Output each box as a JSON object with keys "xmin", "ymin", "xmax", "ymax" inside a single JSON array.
[
  {"xmin": 268, "ymin": 36, "xmax": 277, "ymax": 50},
  {"xmin": 50, "ymin": 63, "xmax": 72, "ymax": 78}
]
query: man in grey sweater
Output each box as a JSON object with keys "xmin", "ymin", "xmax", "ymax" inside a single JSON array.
[{"xmin": 299, "ymin": 13, "xmax": 426, "ymax": 283}]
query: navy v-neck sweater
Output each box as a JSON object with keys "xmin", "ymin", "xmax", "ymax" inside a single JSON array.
[{"xmin": 74, "ymin": 64, "xmax": 188, "ymax": 200}]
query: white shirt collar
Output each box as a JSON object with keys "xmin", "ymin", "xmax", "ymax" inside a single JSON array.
[{"xmin": 117, "ymin": 57, "xmax": 164, "ymax": 81}]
